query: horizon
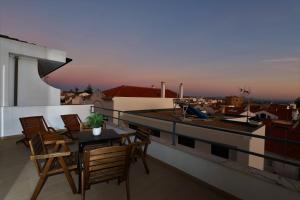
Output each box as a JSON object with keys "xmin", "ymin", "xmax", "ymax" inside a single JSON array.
[{"xmin": 1, "ymin": 1, "xmax": 299, "ymax": 101}]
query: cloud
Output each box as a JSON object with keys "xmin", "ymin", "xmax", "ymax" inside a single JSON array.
[{"xmin": 261, "ymin": 57, "xmax": 300, "ymax": 63}]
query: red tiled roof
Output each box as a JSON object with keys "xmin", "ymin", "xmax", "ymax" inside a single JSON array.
[
  {"xmin": 265, "ymin": 120, "xmax": 300, "ymax": 161},
  {"xmin": 224, "ymin": 107, "xmax": 245, "ymax": 115},
  {"xmin": 266, "ymin": 106, "xmax": 293, "ymax": 121},
  {"xmin": 103, "ymin": 85, "xmax": 177, "ymax": 98}
]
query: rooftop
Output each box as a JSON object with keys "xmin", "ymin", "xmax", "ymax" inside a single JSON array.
[
  {"xmin": 0, "ymin": 34, "xmax": 37, "ymax": 45},
  {"xmin": 103, "ymin": 85, "xmax": 177, "ymax": 98},
  {"xmin": 0, "ymin": 136, "xmax": 229, "ymax": 200},
  {"xmin": 129, "ymin": 109, "xmax": 262, "ymax": 133}
]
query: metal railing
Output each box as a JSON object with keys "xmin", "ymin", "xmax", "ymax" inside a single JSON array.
[{"xmin": 91, "ymin": 106, "xmax": 300, "ymax": 169}]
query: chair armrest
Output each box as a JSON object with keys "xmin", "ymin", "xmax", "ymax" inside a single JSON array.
[
  {"xmin": 41, "ymin": 132, "xmax": 65, "ymax": 144},
  {"xmin": 47, "ymin": 127, "xmax": 57, "ymax": 132},
  {"xmin": 43, "ymin": 138, "xmax": 71, "ymax": 145},
  {"xmin": 120, "ymin": 135, "xmax": 132, "ymax": 144},
  {"xmin": 30, "ymin": 151, "xmax": 71, "ymax": 160}
]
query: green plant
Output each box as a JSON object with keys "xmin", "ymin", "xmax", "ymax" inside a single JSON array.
[{"xmin": 86, "ymin": 113, "xmax": 103, "ymax": 128}]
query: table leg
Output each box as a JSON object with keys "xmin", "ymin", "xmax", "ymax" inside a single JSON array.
[{"xmin": 77, "ymin": 144, "xmax": 83, "ymax": 193}]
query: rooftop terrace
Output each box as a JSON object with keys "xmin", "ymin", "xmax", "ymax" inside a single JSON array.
[
  {"xmin": 0, "ymin": 136, "xmax": 231, "ymax": 200},
  {"xmin": 129, "ymin": 109, "xmax": 261, "ymax": 133}
]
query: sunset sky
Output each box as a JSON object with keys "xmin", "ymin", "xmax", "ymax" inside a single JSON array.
[{"xmin": 1, "ymin": 0, "xmax": 299, "ymax": 100}]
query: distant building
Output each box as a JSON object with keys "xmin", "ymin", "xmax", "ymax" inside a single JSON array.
[{"xmin": 225, "ymin": 96, "xmax": 244, "ymax": 107}]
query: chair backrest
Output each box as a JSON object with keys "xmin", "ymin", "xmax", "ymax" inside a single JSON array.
[
  {"xmin": 83, "ymin": 145, "xmax": 132, "ymax": 185},
  {"xmin": 135, "ymin": 129, "xmax": 150, "ymax": 144},
  {"xmin": 133, "ymin": 129, "xmax": 151, "ymax": 157},
  {"xmin": 61, "ymin": 114, "xmax": 82, "ymax": 132},
  {"xmin": 29, "ymin": 134, "xmax": 47, "ymax": 174},
  {"xmin": 20, "ymin": 116, "xmax": 49, "ymax": 139}
]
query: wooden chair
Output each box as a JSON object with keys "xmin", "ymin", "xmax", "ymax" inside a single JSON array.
[
  {"xmin": 17, "ymin": 116, "xmax": 66, "ymax": 147},
  {"xmin": 131, "ymin": 129, "xmax": 151, "ymax": 174},
  {"xmin": 81, "ymin": 145, "xmax": 132, "ymax": 200},
  {"xmin": 61, "ymin": 114, "xmax": 88, "ymax": 139},
  {"xmin": 29, "ymin": 134, "xmax": 77, "ymax": 200}
]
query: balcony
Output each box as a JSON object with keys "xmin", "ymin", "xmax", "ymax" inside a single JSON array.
[{"xmin": 0, "ymin": 136, "xmax": 229, "ymax": 200}]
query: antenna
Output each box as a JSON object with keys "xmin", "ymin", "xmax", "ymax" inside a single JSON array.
[
  {"xmin": 239, "ymin": 86, "xmax": 251, "ymax": 96},
  {"xmin": 239, "ymin": 86, "xmax": 251, "ymax": 123}
]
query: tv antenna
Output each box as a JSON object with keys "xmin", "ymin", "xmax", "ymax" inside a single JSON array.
[{"xmin": 239, "ymin": 86, "xmax": 251, "ymax": 123}]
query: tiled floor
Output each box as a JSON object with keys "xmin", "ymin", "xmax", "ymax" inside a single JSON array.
[{"xmin": 0, "ymin": 136, "xmax": 230, "ymax": 200}]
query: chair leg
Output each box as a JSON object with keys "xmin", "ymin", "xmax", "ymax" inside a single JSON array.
[
  {"xmin": 58, "ymin": 157, "xmax": 77, "ymax": 193},
  {"xmin": 141, "ymin": 155, "xmax": 150, "ymax": 174},
  {"xmin": 16, "ymin": 137, "xmax": 29, "ymax": 147},
  {"xmin": 81, "ymin": 170, "xmax": 85, "ymax": 200},
  {"xmin": 31, "ymin": 158, "xmax": 53, "ymax": 200},
  {"xmin": 31, "ymin": 176, "xmax": 48, "ymax": 200},
  {"xmin": 126, "ymin": 177, "xmax": 130, "ymax": 200}
]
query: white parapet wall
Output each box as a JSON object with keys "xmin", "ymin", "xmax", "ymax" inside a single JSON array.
[
  {"xmin": 148, "ymin": 141, "xmax": 300, "ymax": 200},
  {"xmin": 113, "ymin": 97, "xmax": 174, "ymax": 111},
  {"xmin": 0, "ymin": 105, "xmax": 92, "ymax": 137}
]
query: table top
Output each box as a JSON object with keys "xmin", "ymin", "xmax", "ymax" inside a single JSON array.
[{"xmin": 75, "ymin": 129, "xmax": 121, "ymax": 144}]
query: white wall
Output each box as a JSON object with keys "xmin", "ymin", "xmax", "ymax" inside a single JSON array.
[
  {"xmin": 113, "ymin": 97, "xmax": 174, "ymax": 111},
  {"xmin": 96, "ymin": 97, "xmax": 174, "ymax": 124},
  {"xmin": 122, "ymin": 112, "xmax": 264, "ymax": 170},
  {"xmin": 17, "ymin": 57, "xmax": 60, "ymax": 106},
  {"xmin": 0, "ymin": 37, "xmax": 66, "ymax": 107},
  {"xmin": 248, "ymin": 126, "xmax": 265, "ymax": 170},
  {"xmin": 148, "ymin": 141, "xmax": 300, "ymax": 200},
  {"xmin": 0, "ymin": 105, "xmax": 92, "ymax": 137}
]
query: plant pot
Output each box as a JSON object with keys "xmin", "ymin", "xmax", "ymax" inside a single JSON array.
[{"xmin": 92, "ymin": 127, "xmax": 101, "ymax": 136}]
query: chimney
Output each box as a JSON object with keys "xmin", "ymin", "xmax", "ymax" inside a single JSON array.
[
  {"xmin": 292, "ymin": 109, "xmax": 299, "ymax": 121},
  {"xmin": 161, "ymin": 81, "xmax": 166, "ymax": 98},
  {"xmin": 179, "ymin": 83, "xmax": 184, "ymax": 98}
]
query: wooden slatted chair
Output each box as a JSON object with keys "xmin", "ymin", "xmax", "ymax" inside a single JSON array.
[
  {"xmin": 61, "ymin": 114, "xmax": 88, "ymax": 139},
  {"xmin": 131, "ymin": 129, "xmax": 151, "ymax": 174},
  {"xmin": 81, "ymin": 145, "xmax": 132, "ymax": 200},
  {"xmin": 29, "ymin": 134, "xmax": 77, "ymax": 200},
  {"xmin": 17, "ymin": 116, "xmax": 65, "ymax": 147}
]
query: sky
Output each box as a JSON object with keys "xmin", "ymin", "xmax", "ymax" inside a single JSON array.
[{"xmin": 0, "ymin": 0, "xmax": 299, "ymax": 101}]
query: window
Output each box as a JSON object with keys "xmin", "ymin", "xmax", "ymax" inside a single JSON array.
[
  {"xmin": 267, "ymin": 159, "xmax": 273, "ymax": 167},
  {"xmin": 129, "ymin": 124, "xmax": 160, "ymax": 137},
  {"xmin": 150, "ymin": 129, "xmax": 160, "ymax": 137},
  {"xmin": 211, "ymin": 144, "xmax": 229, "ymax": 159},
  {"xmin": 260, "ymin": 113, "xmax": 266, "ymax": 119},
  {"xmin": 178, "ymin": 135, "xmax": 195, "ymax": 148},
  {"xmin": 128, "ymin": 124, "xmax": 138, "ymax": 130}
]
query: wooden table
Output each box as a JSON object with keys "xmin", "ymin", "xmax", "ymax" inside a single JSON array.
[{"xmin": 74, "ymin": 129, "xmax": 121, "ymax": 193}]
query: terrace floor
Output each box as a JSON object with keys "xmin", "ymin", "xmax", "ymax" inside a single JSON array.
[{"xmin": 0, "ymin": 136, "xmax": 232, "ymax": 200}]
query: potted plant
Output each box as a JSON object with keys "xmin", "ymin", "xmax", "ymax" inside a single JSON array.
[{"xmin": 86, "ymin": 113, "xmax": 104, "ymax": 136}]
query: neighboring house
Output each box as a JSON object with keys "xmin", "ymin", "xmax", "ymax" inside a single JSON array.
[
  {"xmin": 0, "ymin": 34, "xmax": 91, "ymax": 137},
  {"xmin": 224, "ymin": 106, "xmax": 256, "ymax": 117},
  {"xmin": 225, "ymin": 96, "xmax": 244, "ymax": 107},
  {"xmin": 255, "ymin": 110, "xmax": 279, "ymax": 120},
  {"xmin": 264, "ymin": 120, "xmax": 300, "ymax": 180},
  {"xmin": 103, "ymin": 85, "xmax": 178, "ymax": 98},
  {"xmin": 122, "ymin": 109, "xmax": 265, "ymax": 170},
  {"xmin": 96, "ymin": 83, "xmax": 179, "ymax": 124},
  {"xmin": 84, "ymin": 89, "xmax": 104, "ymax": 106}
]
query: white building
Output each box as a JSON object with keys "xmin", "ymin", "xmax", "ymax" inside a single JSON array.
[{"xmin": 0, "ymin": 35, "xmax": 91, "ymax": 137}]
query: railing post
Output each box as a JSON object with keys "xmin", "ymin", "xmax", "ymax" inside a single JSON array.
[
  {"xmin": 90, "ymin": 106, "xmax": 95, "ymax": 113},
  {"xmin": 172, "ymin": 121, "xmax": 176, "ymax": 145},
  {"xmin": 118, "ymin": 111, "xmax": 121, "ymax": 127}
]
